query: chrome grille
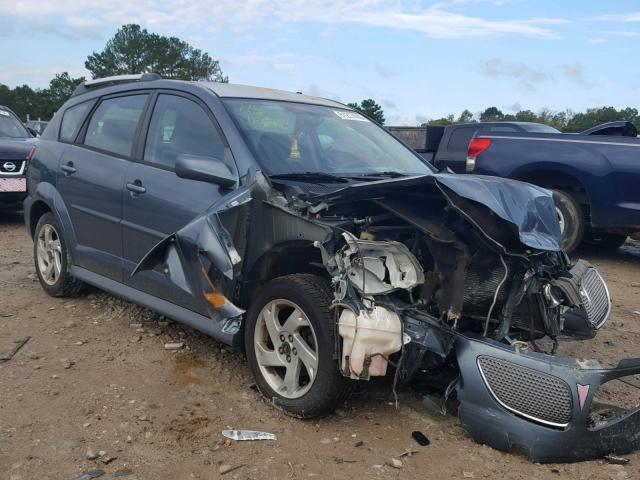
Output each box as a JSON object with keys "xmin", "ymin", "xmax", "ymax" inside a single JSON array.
[
  {"xmin": 579, "ymin": 268, "xmax": 610, "ymax": 328},
  {"xmin": 0, "ymin": 160, "xmax": 25, "ymax": 175},
  {"xmin": 477, "ymin": 356, "xmax": 573, "ymax": 427}
]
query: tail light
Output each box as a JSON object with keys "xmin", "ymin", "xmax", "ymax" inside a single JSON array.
[{"xmin": 466, "ymin": 138, "xmax": 492, "ymax": 172}]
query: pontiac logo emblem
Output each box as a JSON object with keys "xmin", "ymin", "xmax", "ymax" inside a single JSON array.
[
  {"xmin": 577, "ymin": 384, "xmax": 590, "ymax": 411},
  {"xmin": 3, "ymin": 161, "xmax": 16, "ymax": 172}
]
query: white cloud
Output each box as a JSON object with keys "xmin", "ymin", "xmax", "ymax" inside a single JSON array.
[
  {"xmin": 600, "ymin": 30, "xmax": 640, "ymax": 38},
  {"xmin": 479, "ymin": 58, "xmax": 592, "ymax": 89},
  {"xmin": 0, "ymin": 1, "xmax": 566, "ymax": 40},
  {"xmin": 587, "ymin": 37, "xmax": 608, "ymax": 44},
  {"xmin": 594, "ymin": 13, "xmax": 640, "ymax": 22}
]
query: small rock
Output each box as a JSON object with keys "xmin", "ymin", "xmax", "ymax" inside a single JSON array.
[
  {"xmin": 219, "ymin": 465, "xmax": 233, "ymax": 474},
  {"xmin": 64, "ymin": 320, "xmax": 76, "ymax": 328},
  {"xmin": 164, "ymin": 342, "xmax": 184, "ymax": 350},
  {"xmin": 320, "ymin": 438, "xmax": 332, "ymax": 444},
  {"xmin": 101, "ymin": 456, "xmax": 116, "ymax": 465},
  {"xmin": 463, "ymin": 472, "xmax": 475, "ymax": 478},
  {"xmin": 113, "ymin": 469, "xmax": 135, "ymax": 478},
  {"xmin": 354, "ymin": 441, "xmax": 364, "ymax": 447},
  {"xmin": 76, "ymin": 341, "xmax": 84, "ymax": 346},
  {"xmin": 389, "ymin": 458, "xmax": 403, "ymax": 469},
  {"xmin": 74, "ymin": 469, "xmax": 105, "ymax": 480},
  {"xmin": 98, "ymin": 450, "xmax": 107, "ymax": 457},
  {"xmin": 129, "ymin": 323, "xmax": 143, "ymax": 328},
  {"xmin": 131, "ymin": 336, "xmax": 142, "ymax": 343},
  {"xmin": 83, "ymin": 422, "xmax": 91, "ymax": 428},
  {"xmin": 86, "ymin": 448, "xmax": 99, "ymax": 460},
  {"xmin": 126, "ymin": 435, "xmax": 132, "ymax": 443}
]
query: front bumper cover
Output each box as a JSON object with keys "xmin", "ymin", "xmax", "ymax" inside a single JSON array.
[{"xmin": 454, "ymin": 333, "xmax": 640, "ymax": 463}]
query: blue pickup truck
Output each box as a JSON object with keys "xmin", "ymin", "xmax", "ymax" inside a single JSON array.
[{"xmin": 389, "ymin": 122, "xmax": 640, "ymax": 252}]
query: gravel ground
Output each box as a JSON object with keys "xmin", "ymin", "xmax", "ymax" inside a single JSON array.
[{"xmin": 1, "ymin": 211, "xmax": 639, "ymax": 480}]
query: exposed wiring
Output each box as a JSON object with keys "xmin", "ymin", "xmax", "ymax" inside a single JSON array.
[{"xmin": 484, "ymin": 255, "xmax": 508, "ymax": 337}]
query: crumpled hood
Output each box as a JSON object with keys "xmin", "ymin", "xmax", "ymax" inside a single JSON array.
[
  {"xmin": 308, "ymin": 173, "xmax": 563, "ymax": 252},
  {"xmin": 436, "ymin": 174, "xmax": 562, "ymax": 251},
  {"xmin": 0, "ymin": 137, "xmax": 36, "ymax": 159}
]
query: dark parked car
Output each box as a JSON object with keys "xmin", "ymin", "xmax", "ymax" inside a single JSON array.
[
  {"xmin": 0, "ymin": 106, "xmax": 36, "ymax": 210},
  {"xmin": 24, "ymin": 74, "xmax": 639, "ymax": 462}
]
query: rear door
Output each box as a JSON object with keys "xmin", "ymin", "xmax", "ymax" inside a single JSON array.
[
  {"xmin": 122, "ymin": 92, "xmax": 234, "ymax": 313},
  {"xmin": 57, "ymin": 93, "xmax": 150, "ymax": 281}
]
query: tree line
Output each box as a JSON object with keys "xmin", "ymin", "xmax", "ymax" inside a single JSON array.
[{"xmin": 422, "ymin": 106, "xmax": 639, "ymax": 133}]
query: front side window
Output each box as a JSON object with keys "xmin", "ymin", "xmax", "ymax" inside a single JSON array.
[
  {"xmin": 84, "ymin": 94, "xmax": 148, "ymax": 157},
  {"xmin": 60, "ymin": 101, "xmax": 92, "ymax": 142},
  {"xmin": 144, "ymin": 94, "xmax": 225, "ymax": 169},
  {"xmin": 223, "ymin": 99, "xmax": 432, "ymax": 176},
  {"xmin": 0, "ymin": 109, "xmax": 30, "ymax": 138}
]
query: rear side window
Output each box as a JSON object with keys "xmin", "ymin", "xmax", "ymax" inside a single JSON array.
[
  {"xmin": 143, "ymin": 94, "xmax": 225, "ymax": 169},
  {"xmin": 447, "ymin": 127, "xmax": 478, "ymax": 153},
  {"xmin": 84, "ymin": 94, "xmax": 148, "ymax": 157},
  {"xmin": 60, "ymin": 102, "xmax": 92, "ymax": 142}
]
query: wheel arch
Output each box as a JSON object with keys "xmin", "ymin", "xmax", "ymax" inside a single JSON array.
[{"xmin": 239, "ymin": 240, "xmax": 327, "ymax": 309}]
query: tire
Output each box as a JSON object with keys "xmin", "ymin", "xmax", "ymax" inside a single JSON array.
[
  {"xmin": 245, "ymin": 274, "xmax": 352, "ymax": 418},
  {"xmin": 584, "ymin": 232, "xmax": 627, "ymax": 250},
  {"xmin": 33, "ymin": 212, "xmax": 84, "ymax": 297},
  {"xmin": 552, "ymin": 190, "xmax": 585, "ymax": 254}
]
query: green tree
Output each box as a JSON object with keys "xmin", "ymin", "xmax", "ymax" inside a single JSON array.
[
  {"xmin": 85, "ymin": 24, "xmax": 227, "ymax": 81},
  {"xmin": 347, "ymin": 99, "xmax": 386, "ymax": 124},
  {"xmin": 515, "ymin": 109, "xmax": 537, "ymax": 122},
  {"xmin": 565, "ymin": 106, "xmax": 638, "ymax": 132},
  {"xmin": 479, "ymin": 106, "xmax": 504, "ymax": 122},
  {"xmin": 47, "ymin": 72, "xmax": 85, "ymax": 109},
  {"xmin": 457, "ymin": 109, "xmax": 475, "ymax": 123},
  {"xmin": 424, "ymin": 114, "xmax": 455, "ymax": 126}
]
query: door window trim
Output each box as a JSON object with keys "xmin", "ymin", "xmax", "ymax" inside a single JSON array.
[
  {"xmin": 134, "ymin": 90, "xmax": 232, "ymax": 173},
  {"xmin": 75, "ymin": 90, "xmax": 153, "ymax": 161}
]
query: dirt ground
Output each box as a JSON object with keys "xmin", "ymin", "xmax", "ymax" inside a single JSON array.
[{"xmin": 1, "ymin": 211, "xmax": 639, "ymax": 480}]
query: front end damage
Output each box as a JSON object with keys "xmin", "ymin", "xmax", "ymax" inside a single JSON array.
[{"xmin": 134, "ymin": 171, "xmax": 639, "ymax": 462}]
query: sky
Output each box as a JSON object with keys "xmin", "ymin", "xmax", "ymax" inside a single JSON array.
[{"xmin": 0, "ymin": 0, "xmax": 638, "ymax": 125}]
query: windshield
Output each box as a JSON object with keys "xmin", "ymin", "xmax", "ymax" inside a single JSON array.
[
  {"xmin": 0, "ymin": 110, "xmax": 30, "ymax": 138},
  {"xmin": 223, "ymin": 99, "xmax": 434, "ymax": 176}
]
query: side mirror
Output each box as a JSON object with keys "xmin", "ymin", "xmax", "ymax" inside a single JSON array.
[{"xmin": 175, "ymin": 154, "xmax": 236, "ymax": 188}]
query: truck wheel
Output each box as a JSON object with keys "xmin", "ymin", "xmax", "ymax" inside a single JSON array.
[
  {"xmin": 245, "ymin": 274, "xmax": 352, "ymax": 418},
  {"xmin": 552, "ymin": 190, "xmax": 584, "ymax": 254},
  {"xmin": 33, "ymin": 212, "xmax": 84, "ymax": 297},
  {"xmin": 584, "ymin": 232, "xmax": 627, "ymax": 250}
]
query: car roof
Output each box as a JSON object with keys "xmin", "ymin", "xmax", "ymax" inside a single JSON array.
[{"xmin": 199, "ymin": 82, "xmax": 346, "ymax": 109}]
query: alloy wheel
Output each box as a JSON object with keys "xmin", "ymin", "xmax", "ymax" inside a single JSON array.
[{"xmin": 253, "ymin": 299, "xmax": 319, "ymax": 399}]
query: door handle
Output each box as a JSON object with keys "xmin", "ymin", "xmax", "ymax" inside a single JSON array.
[
  {"xmin": 126, "ymin": 181, "xmax": 146, "ymax": 195},
  {"xmin": 61, "ymin": 162, "xmax": 76, "ymax": 175}
]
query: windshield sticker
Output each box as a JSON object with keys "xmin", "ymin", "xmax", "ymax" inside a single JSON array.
[
  {"xmin": 334, "ymin": 110, "xmax": 369, "ymax": 122},
  {"xmin": 0, "ymin": 110, "xmax": 10, "ymax": 117}
]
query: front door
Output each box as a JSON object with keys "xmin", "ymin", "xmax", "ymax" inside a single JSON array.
[{"xmin": 122, "ymin": 93, "xmax": 233, "ymax": 313}]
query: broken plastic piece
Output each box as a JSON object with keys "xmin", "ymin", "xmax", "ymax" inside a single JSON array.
[
  {"xmin": 338, "ymin": 306, "xmax": 405, "ymax": 379},
  {"xmin": 338, "ymin": 232, "xmax": 424, "ymax": 295},
  {"xmin": 222, "ymin": 430, "xmax": 277, "ymax": 441},
  {"xmin": 412, "ymin": 431, "xmax": 430, "ymax": 446}
]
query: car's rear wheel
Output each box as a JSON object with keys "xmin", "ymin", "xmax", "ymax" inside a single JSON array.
[
  {"xmin": 552, "ymin": 190, "xmax": 584, "ymax": 254},
  {"xmin": 584, "ymin": 232, "xmax": 628, "ymax": 250},
  {"xmin": 245, "ymin": 274, "xmax": 352, "ymax": 418},
  {"xmin": 34, "ymin": 212, "xmax": 84, "ymax": 297}
]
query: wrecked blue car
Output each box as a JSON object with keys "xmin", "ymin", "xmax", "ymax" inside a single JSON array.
[{"xmin": 24, "ymin": 75, "xmax": 638, "ymax": 463}]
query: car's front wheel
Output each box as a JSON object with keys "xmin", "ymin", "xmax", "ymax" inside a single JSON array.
[
  {"xmin": 245, "ymin": 274, "xmax": 352, "ymax": 418},
  {"xmin": 33, "ymin": 212, "xmax": 84, "ymax": 297}
]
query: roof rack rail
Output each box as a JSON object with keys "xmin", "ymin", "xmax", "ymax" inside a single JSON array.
[{"xmin": 71, "ymin": 72, "xmax": 161, "ymax": 98}]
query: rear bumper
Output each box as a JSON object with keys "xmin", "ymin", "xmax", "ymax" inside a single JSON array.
[{"xmin": 455, "ymin": 333, "xmax": 640, "ymax": 462}]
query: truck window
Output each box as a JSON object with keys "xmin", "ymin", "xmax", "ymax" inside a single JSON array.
[{"xmin": 447, "ymin": 127, "xmax": 477, "ymax": 153}]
